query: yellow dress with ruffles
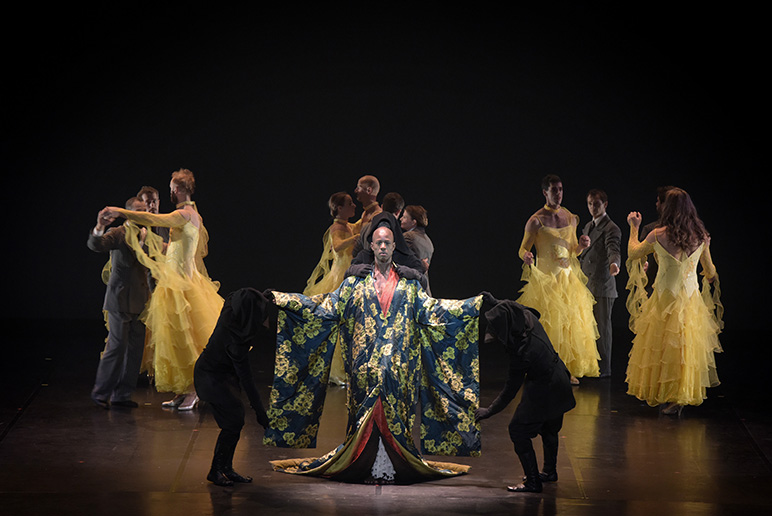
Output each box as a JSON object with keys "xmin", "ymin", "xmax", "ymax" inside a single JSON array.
[
  {"xmin": 120, "ymin": 206, "xmax": 224, "ymax": 395},
  {"xmin": 517, "ymin": 212, "xmax": 600, "ymax": 378},
  {"xmin": 625, "ymin": 228, "xmax": 723, "ymax": 407},
  {"xmin": 303, "ymin": 221, "xmax": 358, "ymax": 386}
]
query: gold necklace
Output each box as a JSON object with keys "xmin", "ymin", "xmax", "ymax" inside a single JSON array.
[
  {"xmin": 176, "ymin": 201, "xmax": 196, "ymax": 209},
  {"xmin": 543, "ymin": 204, "xmax": 561, "ymax": 213}
]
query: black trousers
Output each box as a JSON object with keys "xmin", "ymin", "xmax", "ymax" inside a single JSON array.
[
  {"xmin": 509, "ymin": 414, "xmax": 564, "ymax": 467},
  {"xmin": 195, "ymin": 365, "xmax": 245, "ymax": 450}
]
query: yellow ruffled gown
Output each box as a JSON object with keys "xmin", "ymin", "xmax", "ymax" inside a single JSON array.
[
  {"xmin": 517, "ymin": 212, "xmax": 600, "ymax": 378},
  {"xmin": 625, "ymin": 228, "xmax": 723, "ymax": 407},
  {"xmin": 119, "ymin": 205, "xmax": 224, "ymax": 395},
  {"xmin": 303, "ymin": 221, "xmax": 358, "ymax": 385}
]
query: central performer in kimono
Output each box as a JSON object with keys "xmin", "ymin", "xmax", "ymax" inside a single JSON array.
[{"xmin": 264, "ymin": 224, "xmax": 483, "ymax": 484}]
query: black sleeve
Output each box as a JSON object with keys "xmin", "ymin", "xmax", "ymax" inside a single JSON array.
[
  {"xmin": 484, "ymin": 360, "xmax": 525, "ymax": 417},
  {"xmin": 87, "ymin": 227, "xmax": 124, "ymax": 253},
  {"xmin": 350, "ymin": 247, "xmax": 373, "ymax": 265},
  {"xmin": 226, "ymin": 340, "xmax": 268, "ymax": 426}
]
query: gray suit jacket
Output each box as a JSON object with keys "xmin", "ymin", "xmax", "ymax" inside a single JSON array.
[
  {"xmin": 88, "ymin": 225, "xmax": 150, "ymax": 314},
  {"xmin": 579, "ymin": 214, "xmax": 621, "ymax": 299},
  {"xmin": 403, "ymin": 227, "xmax": 434, "ymax": 265}
]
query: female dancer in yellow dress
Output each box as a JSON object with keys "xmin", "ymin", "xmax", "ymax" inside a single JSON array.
[
  {"xmin": 625, "ymin": 187, "xmax": 723, "ymax": 415},
  {"xmin": 105, "ymin": 169, "xmax": 224, "ymax": 410},
  {"xmin": 517, "ymin": 175, "xmax": 600, "ymax": 383},
  {"xmin": 303, "ymin": 192, "xmax": 360, "ymax": 385}
]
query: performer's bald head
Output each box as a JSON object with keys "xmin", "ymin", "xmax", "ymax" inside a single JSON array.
[
  {"xmin": 355, "ymin": 175, "xmax": 380, "ymax": 203},
  {"xmin": 371, "ymin": 226, "xmax": 395, "ymax": 264}
]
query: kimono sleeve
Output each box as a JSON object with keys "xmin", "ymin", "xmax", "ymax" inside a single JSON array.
[
  {"xmin": 413, "ymin": 285, "xmax": 483, "ymax": 456},
  {"xmin": 263, "ymin": 280, "xmax": 353, "ymax": 448}
]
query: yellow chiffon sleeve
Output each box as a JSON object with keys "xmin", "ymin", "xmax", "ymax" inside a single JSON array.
[
  {"xmin": 116, "ymin": 208, "xmax": 188, "ymax": 228},
  {"xmin": 330, "ymin": 226, "xmax": 358, "ymax": 253},
  {"xmin": 518, "ymin": 230, "xmax": 536, "ymax": 261},
  {"xmin": 700, "ymin": 243, "xmax": 724, "ymax": 331},
  {"xmin": 625, "ymin": 223, "xmax": 654, "ymax": 331},
  {"xmin": 123, "ymin": 222, "xmax": 166, "ymax": 280},
  {"xmin": 303, "ymin": 228, "xmax": 334, "ymax": 296}
]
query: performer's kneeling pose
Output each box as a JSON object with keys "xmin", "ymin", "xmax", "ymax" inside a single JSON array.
[{"xmin": 475, "ymin": 300, "xmax": 576, "ymax": 493}]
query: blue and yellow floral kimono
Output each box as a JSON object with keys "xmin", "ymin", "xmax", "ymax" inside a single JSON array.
[{"xmin": 264, "ymin": 273, "xmax": 482, "ymax": 483}]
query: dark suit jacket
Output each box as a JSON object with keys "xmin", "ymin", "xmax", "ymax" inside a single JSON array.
[
  {"xmin": 579, "ymin": 214, "xmax": 621, "ymax": 299},
  {"xmin": 403, "ymin": 227, "xmax": 434, "ymax": 265},
  {"xmin": 87, "ymin": 225, "xmax": 150, "ymax": 314},
  {"xmin": 484, "ymin": 301, "xmax": 576, "ymax": 424}
]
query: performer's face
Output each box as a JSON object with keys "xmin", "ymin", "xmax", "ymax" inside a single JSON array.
[
  {"xmin": 338, "ymin": 195, "xmax": 356, "ymax": 220},
  {"xmin": 400, "ymin": 211, "xmax": 416, "ymax": 231},
  {"xmin": 130, "ymin": 199, "xmax": 147, "ymax": 212},
  {"xmin": 587, "ymin": 195, "xmax": 607, "ymax": 219},
  {"xmin": 141, "ymin": 193, "xmax": 160, "ymax": 214},
  {"xmin": 169, "ymin": 180, "xmax": 179, "ymax": 205},
  {"xmin": 543, "ymin": 181, "xmax": 563, "ymax": 207},
  {"xmin": 354, "ymin": 179, "xmax": 371, "ymax": 203},
  {"xmin": 371, "ymin": 227, "xmax": 395, "ymax": 264}
]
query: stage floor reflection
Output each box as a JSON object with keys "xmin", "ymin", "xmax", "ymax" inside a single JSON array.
[{"xmin": 0, "ymin": 320, "xmax": 769, "ymax": 515}]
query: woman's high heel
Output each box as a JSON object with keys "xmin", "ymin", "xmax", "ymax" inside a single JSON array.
[
  {"xmin": 178, "ymin": 394, "xmax": 199, "ymax": 411},
  {"xmin": 661, "ymin": 402, "xmax": 683, "ymax": 416},
  {"xmin": 161, "ymin": 394, "xmax": 185, "ymax": 408}
]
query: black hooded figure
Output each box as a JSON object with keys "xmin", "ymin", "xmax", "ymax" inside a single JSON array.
[
  {"xmin": 194, "ymin": 288, "xmax": 272, "ymax": 487},
  {"xmin": 349, "ymin": 211, "xmax": 427, "ymax": 280},
  {"xmin": 475, "ymin": 300, "xmax": 576, "ymax": 493}
]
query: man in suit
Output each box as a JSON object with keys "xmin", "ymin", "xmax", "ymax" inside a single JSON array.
[
  {"xmin": 475, "ymin": 300, "xmax": 576, "ymax": 493},
  {"xmin": 137, "ymin": 185, "xmax": 170, "ymax": 242},
  {"xmin": 578, "ymin": 189, "xmax": 621, "ymax": 378},
  {"xmin": 87, "ymin": 197, "xmax": 151, "ymax": 409}
]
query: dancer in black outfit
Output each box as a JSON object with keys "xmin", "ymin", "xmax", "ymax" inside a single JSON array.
[
  {"xmin": 194, "ymin": 288, "xmax": 272, "ymax": 486},
  {"xmin": 475, "ymin": 300, "xmax": 576, "ymax": 493}
]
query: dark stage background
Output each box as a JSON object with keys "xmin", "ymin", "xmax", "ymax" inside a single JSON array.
[{"xmin": 2, "ymin": 6, "xmax": 766, "ymax": 404}]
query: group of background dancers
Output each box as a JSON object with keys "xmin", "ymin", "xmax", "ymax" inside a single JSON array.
[{"xmin": 87, "ymin": 169, "xmax": 723, "ymax": 491}]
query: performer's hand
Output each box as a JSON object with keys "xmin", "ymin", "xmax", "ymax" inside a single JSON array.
[
  {"xmin": 105, "ymin": 206, "xmax": 123, "ymax": 218},
  {"xmin": 627, "ymin": 211, "xmax": 642, "ymax": 228},
  {"xmin": 346, "ymin": 263, "xmax": 372, "ymax": 278},
  {"xmin": 474, "ymin": 407, "xmax": 491, "ymax": 421},
  {"xmin": 395, "ymin": 264, "xmax": 422, "ymax": 281},
  {"xmin": 96, "ymin": 208, "xmax": 115, "ymax": 231},
  {"xmin": 522, "ymin": 251, "xmax": 534, "ymax": 266},
  {"xmin": 609, "ymin": 263, "xmax": 620, "ymax": 276},
  {"xmin": 578, "ymin": 234, "xmax": 591, "ymax": 251},
  {"xmin": 480, "ymin": 291, "xmax": 499, "ymax": 311}
]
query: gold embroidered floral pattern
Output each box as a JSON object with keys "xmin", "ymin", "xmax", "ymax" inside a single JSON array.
[{"xmin": 263, "ymin": 277, "xmax": 482, "ymax": 461}]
